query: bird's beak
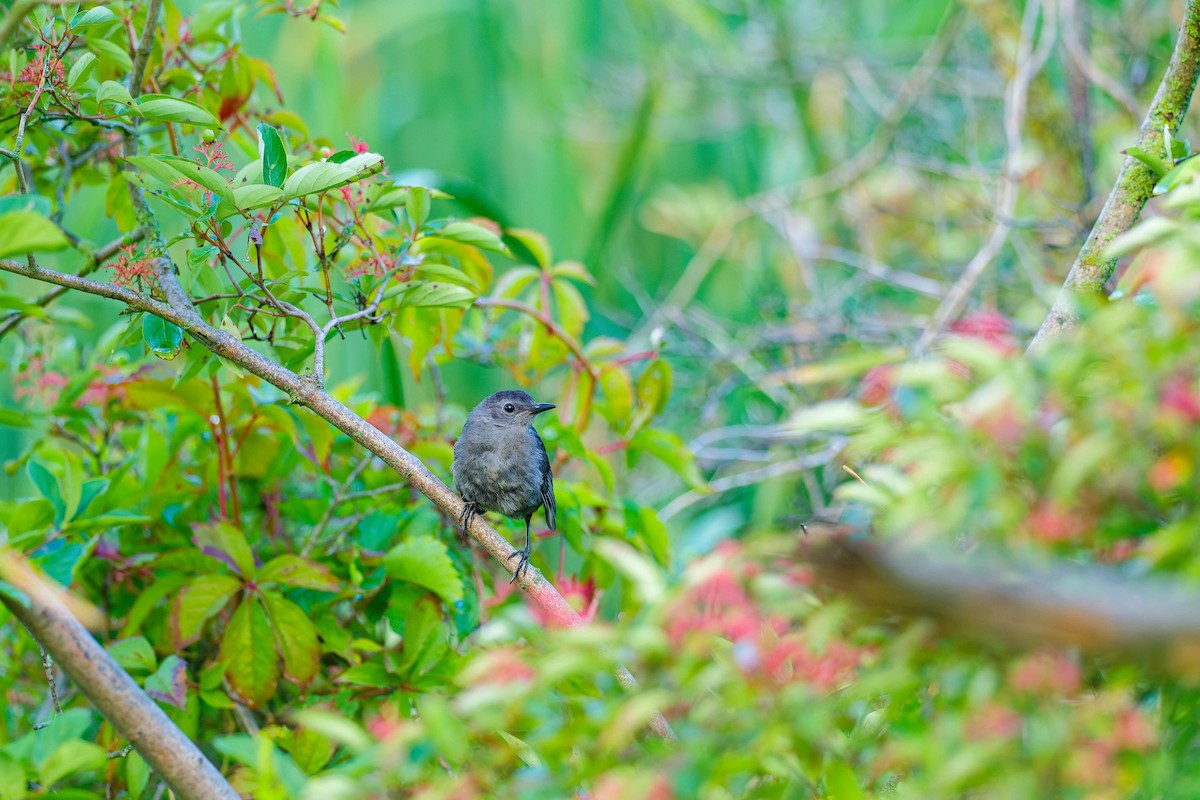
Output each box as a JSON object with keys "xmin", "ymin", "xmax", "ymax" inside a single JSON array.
[{"xmin": 532, "ymin": 403, "xmax": 556, "ymax": 415}]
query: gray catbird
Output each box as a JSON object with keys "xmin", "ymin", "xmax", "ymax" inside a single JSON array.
[{"xmin": 451, "ymin": 390, "xmax": 556, "ymax": 582}]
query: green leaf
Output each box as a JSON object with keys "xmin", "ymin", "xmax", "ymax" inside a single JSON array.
[
  {"xmin": 0, "ymin": 212, "xmax": 69, "ymax": 258},
  {"xmin": 220, "ymin": 598, "xmax": 279, "ymax": 708},
  {"xmin": 824, "ymin": 760, "xmax": 866, "ymax": 800},
  {"xmin": 1154, "ymin": 153, "xmax": 1200, "ymax": 195},
  {"xmin": 384, "ymin": 536, "xmax": 463, "ymax": 604},
  {"xmin": 37, "ymin": 741, "xmax": 105, "ymax": 788},
  {"xmin": 0, "ymin": 194, "xmax": 51, "ymax": 216},
  {"xmin": 281, "ymin": 152, "xmax": 384, "ymax": 200},
  {"xmin": 507, "ymin": 228, "xmax": 551, "ymax": 267},
  {"xmin": 628, "ymin": 427, "xmax": 709, "ymax": 492},
  {"xmin": 145, "ymin": 655, "xmax": 188, "ymax": 709},
  {"xmin": 71, "ymin": 6, "xmax": 116, "ymax": 28},
  {"xmin": 335, "ymin": 662, "xmax": 393, "ymax": 688},
  {"xmin": 258, "ymin": 554, "xmax": 340, "ymax": 592},
  {"xmin": 232, "ymin": 183, "xmax": 283, "ymax": 211},
  {"xmin": 262, "ymin": 592, "xmax": 320, "ymax": 686},
  {"xmin": 192, "ymin": 521, "xmax": 255, "ymax": 577},
  {"xmin": 87, "ymin": 39, "xmax": 132, "ymax": 72},
  {"xmin": 107, "ymin": 636, "xmax": 157, "ymax": 673},
  {"xmin": 125, "ymin": 752, "xmax": 148, "ymax": 800},
  {"xmin": 392, "ymin": 280, "xmax": 476, "ymax": 309},
  {"xmin": 136, "ymin": 94, "xmax": 221, "ymax": 128},
  {"xmin": 95, "ymin": 80, "xmax": 133, "ymax": 108},
  {"xmin": 142, "ymin": 315, "xmax": 184, "ymax": 360},
  {"xmin": 257, "ymin": 123, "xmax": 287, "ymax": 188},
  {"xmin": 0, "ymin": 752, "xmax": 26, "ymax": 800},
  {"xmin": 155, "ymin": 154, "xmax": 237, "ymax": 209},
  {"xmin": 67, "ymin": 52, "xmax": 97, "ymax": 89},
  {"xmin": 171, "ymin": 574, "xmax": 242, "ymax": 647},
  {"xmin": 415, "ymin": 694, "xmax": 467, "ymax": 766},
  {"xmin": 438, "ymin": 220, "xmax": 509, "ymax": 254},
  {"xmin": 1125, "ymin": 145, "xmax": 1170, "ymax": 179},
  {"xmin": 290, "ymin": 727, "xmax": 335, "ymax": 775},
  {"xmin": 407, "ymin": 185, "xmax": 430, "ymax": 229},
  {"xmin": 27, "ymin": 461, "xmax": 65, "ymax": 525}
]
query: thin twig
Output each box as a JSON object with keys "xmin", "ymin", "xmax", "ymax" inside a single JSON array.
[{"xmin": 915, "ymin": 0, "xmax": 1057, "ymax": 355}]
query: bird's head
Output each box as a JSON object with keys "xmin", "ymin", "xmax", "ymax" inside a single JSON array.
[{"xmin": 471, "ymin": 390, "xmax": 556, "ymax": 428}]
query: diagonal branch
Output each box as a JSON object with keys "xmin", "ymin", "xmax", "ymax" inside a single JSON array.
[
  {"xmin": 0, "ymin": 550, "xmax": 239, "ymax": 800},
  {"xmin": 0, "ymin": 255, "xmax": 677, "ymax": 742},
  {"xmin": 1030, "ymin": 0, "xmax": 1200, "ymax": 349}
]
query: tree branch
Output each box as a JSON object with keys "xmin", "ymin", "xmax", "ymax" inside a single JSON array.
[
  {"xmin": 0, "ymin": 255, "xmax": 677, "ymax": 742},
  {"xmin": 915, "ymin": 0, "xmax": 1057, "ymax": 354},
  {"xmin": 1030, "ymin": 0, "xmax": 1200, "ymax": 348},
  {"xmin": 805, "ymin": 532, "xmax": 1200, "ymax": 673},
  {"xmin": 0, "ymin": 551, "xmax": 239, "ymax": 800}
]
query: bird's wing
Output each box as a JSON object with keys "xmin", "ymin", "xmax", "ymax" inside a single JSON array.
[{"xmin": 535, "ymin": 429, "xmax": 556, "ymax": 531}]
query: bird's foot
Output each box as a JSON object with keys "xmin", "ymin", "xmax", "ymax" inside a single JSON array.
[
  {"xmin": 458, "ymin": 500, "xmax": 479, "ymax": 531},
  {"xmin": 508, "ymin": 543, "xmax": 532, "ymax": 584}
]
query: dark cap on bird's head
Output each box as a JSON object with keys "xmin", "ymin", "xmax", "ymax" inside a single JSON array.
[{"xmin": 469, "ymin": 390, "xmax": 556, "ymax": 427}]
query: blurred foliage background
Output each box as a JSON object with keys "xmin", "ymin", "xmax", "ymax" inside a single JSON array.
[
  {"xmin": 6, "ymin": 0, "xmax": 1200, "ymax": 797},
  {"xmin": 2, "ymin": 0, "xmax": 1189, "ymax": 554}
]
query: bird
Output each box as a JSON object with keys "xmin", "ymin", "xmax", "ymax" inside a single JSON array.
[{"xmin": 451, "ymin": 390, "xmax": 556, "ymax": 583}]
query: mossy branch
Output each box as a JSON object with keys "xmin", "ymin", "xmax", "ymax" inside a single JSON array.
[{"xmin": 1030, "ymin": 0, "xmax": 1200, "ymax": 348}]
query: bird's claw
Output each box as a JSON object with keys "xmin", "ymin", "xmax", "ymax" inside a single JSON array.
[
  {"xmin": 508, "ymin": 545, "xmax": 531, "ymax": 584},
  {"xmin": 458, "ymin": 501, "xmax": 478, "ymax": 532}
]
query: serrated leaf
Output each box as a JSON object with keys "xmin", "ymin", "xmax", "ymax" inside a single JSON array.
[
  {"xmin": 257, "ymin": 123, "xmax": 287, "ymax": 188},
  {"xmin": 262, "ymin": 592, "xmax": 320, "ymax": 686},
  {"xmin": 192, "ymin": 521, "xmax": 255, "ymax": 576},
  {"xmin": 136, "ymin": 94, "xmax": 221, "ymax": 128},
  {"xmin": 291, "ymin": 727, "xmax": 335, "ymax": 775},
  {"xmin": 145, "ymin": 655, "xmax": 188, "ymax": 709},
  {"xmin": 171, "ymin": 574, "xmax": 241, "ymax": 647},
  {"xmin": 220, "ymin": 598, "xmax": 279, "ymax": 708},
  {"xmin": 0, "ymin": 212, "xmax": 68, "ymax": 258},
  {"xmin": 384, "ymin": 536, "xmax": 464, "ymax": 604},
  {"xmin": 258, "ymin": 554, "xmax": 339, "ymax": 592},
  {"xmin": 335, "ymin": 662, "xmax": 393, "ymax": 687},
  {"xmin": 142, "ymin": 315, "xmax": 184, "ymax": 360},
  {"xmin": 107, "ymin": 636, "xmax": 157, "ymax": 673}
]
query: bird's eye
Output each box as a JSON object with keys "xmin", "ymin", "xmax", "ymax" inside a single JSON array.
[{"xmin": 503, "ymin": 403, "xmax": 515, "ymax": 413}]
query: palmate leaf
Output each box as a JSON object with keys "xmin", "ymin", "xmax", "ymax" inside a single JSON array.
[
  {"xmin": 383, "ymin": 536, "xmax": 463, "ymax": 604},
  {"xmin": 220, "ymin": 597, "xmax": 279, "ymax": 708},
  {"xmin": 261, "ymin": 592, "xmax": 321, "ymax": 687},
  {"xmin": 170, "ymin": 574, "xmax": 241, "ymax": 647}
]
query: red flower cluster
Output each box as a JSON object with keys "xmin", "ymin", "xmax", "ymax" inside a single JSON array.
[{"xmin": 109, "ymin": 245, "xmax": 157, "ymax": 288}]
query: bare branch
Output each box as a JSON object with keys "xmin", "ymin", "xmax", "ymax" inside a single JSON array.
[{"xmin": 915, "ymin": 0, "xmax": 1057, "ymax": 354}]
